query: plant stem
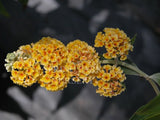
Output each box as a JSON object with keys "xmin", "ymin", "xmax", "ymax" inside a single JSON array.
[
  {"xmin": 147, "ymin": 79, "xmax": 160, "ymax": 96},
  {"xmin": 101, "ymin": 59, "xmax": 160, "ymax": 95}
]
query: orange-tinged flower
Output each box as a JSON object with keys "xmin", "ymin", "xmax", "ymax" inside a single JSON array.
[
  {"xmin": 33, "ymin": 63, "xmax": 41, "ymax": 70},
  {"xmin": 24, "ymin": 59, "xmax": 31, "ymax": 67},
  {"xmin": 103, "ymin": 83, "xmax": 110, "ymax": 89},
  {"xmin": 12, "ymin": 61, "xmax": 19, "ymax": 69},
  {"xmin": 41, "ymin": 75, "xmax": 50, "ymax": 83},
  {"xmin": 117, "ymin": 73, "xmax": 122, "ymax": 79},
  {"xmin": 59, "ymin": 81, "xmax": 66, "ymax": 88},
  {"xmin": 50, "ymin": 54, "xmax": 57, "ymax": 62},
  {"xmin": 11, "ymin": 70, "xmax": 18, "ymax": 78},
  {"xmin": 32, "ymin": 71, "xmax": 39, "ymax": 79},
  {"xmin": 41, "ymin": 57, "xmax": 48, "ymax": 65},
  {"xmin": 120, "ymin": 55, "xmax": 127, "ymax": 61},
  {"xmin": 58, "ymin": 70, "xmax": 65, "ymax": 80},
  {"xmin": 46, "ymin": 70, "xmax": 53, "ymax": 77},
  {"xmin": 15, "ymin": 61, "xmax": 24, "ymax": 69},
  {"xmin": 25, "ymin": 67, "xmax": 34, "ymax": 75},
  {"xmin": 103, "ymin": 53, "xmax": 111, "ymax": 59},
  {"xmin": 36, "ymin": 54, "xmax": 42, "ymax": 62},
  {"xmin": 105, "ymin": 42, "xmax": 113, "ymax": 49},
  {"xmin": 72, "ymin": 77, "xmax": 81, "ymax": 82},
  {"xmin": 98, "ymin": 80, "xmax": 104, "ymax": 87},
  {"xmin": 94, "ymin": 39, "xmax": 104, "ymax": 47},
  {"xmin": 52, "ymin": 79, "xmax": 59, "ymax": 85},
  {"xmin": 92, "ymin": 79, "xmax": 98, "ymax": 86},
  {"xmin": 18, "ymin": 71, "xmax": 26, "ymax": 80},
  {"xmin": 97, "ymin": 70, "xmax": 105, "ymax": 79},
  {"xmin": 102, "ymin": 73, "xmax": 110, "ymax": 81},
  {"xmin": 11, "ymin": 77, "xmax": 23, "ymax": 85},
  {"xmin": 103, "ymin": 65, "xmax": 111, "ymax": 72},
  {"xmin": 110, "ymin": 70, "xmax": 116, "ymax": 78}
]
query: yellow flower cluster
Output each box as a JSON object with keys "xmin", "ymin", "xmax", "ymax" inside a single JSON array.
[
  {"xmin": 5, "ymin": 27, "xmax": 132, "ymax": 97},
  {"xmin": 94, "ymin": 28, "xmax": 133, "ymax": 60},
  {"xmin": 92, "ymin": 65, "xmax": 126, "ymax": 97},
  {"xmin": 5, "ymin": 37, "xmax": 70, "ymax": 91},
  {"xmin": 31, "ymin": 37, "xmax": 70, "ymax": 91},
  {"xmin": 66, "ymin": 40, "xmax": 101, "ymax": 83},
  {"xmin": 10, "ymin": 45, "xmax": 43, "ymax": 87}
]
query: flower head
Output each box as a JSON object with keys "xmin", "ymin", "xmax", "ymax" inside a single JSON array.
[
  {"xmin": 66, "ymin": 40, "xmax": 101, "ymax": 83},
  {"xmin": 39, "ymin": 69, "xmax": 70, "ymax": 91},
  {"xmin": 93, "ymin": 65, "xmax": 126, "ymax": 97},
  {"xmin": 6, "ymin": 45, "xmax": 43, "ymax": 87},
  {"xmin": 94, "ymin": 28, "xmax": 133, "ymax": 61},
  {"xmin": 31, "ymin": 37, "xmax": 68, "ymax": 68},
  {"xmin": 31, "ymin": 37, "xmax": 70, "ymax": 91}
]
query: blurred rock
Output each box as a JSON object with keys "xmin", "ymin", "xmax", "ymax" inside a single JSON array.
[
  {"xmin": 28, "ymin": 0, "xmax": 59, "ymax": 14},
  {"xmin": 0, "ymin": 110, "xmax": 23, "ymax": 120}
]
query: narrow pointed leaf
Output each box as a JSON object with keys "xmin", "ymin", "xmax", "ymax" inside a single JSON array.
[
  {"xmin": 121, "ymin": 66, "xmax": 139, "ymax": 76},
  {"xmin": 120, "ymin": 59, "xmax": 139, "ymax": 76},
  {"xmin": 130, "ymin": 94, "xmax": 160, "ymax": 120},
  {"xmin": 131, "ymin": 34, "xmax": 137, "ymax": 45}
]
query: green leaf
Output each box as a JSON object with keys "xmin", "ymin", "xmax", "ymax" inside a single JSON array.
[
  {"xmin": 130, "ymin": 94, "xmax": 160, "ymax": 120},
  {"xmin": 0, "ymin": 1, "xmax": 9, "ymax": 17},
  {"xmin": 150, "ymin": 73, "xmax": 160, "ymax": 86},
  {"xmin": 18, "ymin": 0, "xmax": 28, "ymax": 7},
  {"xmin": 121, "ymin": 66, "xmax": 139, "ymax": 76},
  {"xmin": 131, "ymin": 34, "xmax": 137, "ymax": 45}
]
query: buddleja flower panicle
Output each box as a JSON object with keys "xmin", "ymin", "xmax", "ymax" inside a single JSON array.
[{"xmin": 5, "ymin": 27, "xmax": 133, "ymax": 98}]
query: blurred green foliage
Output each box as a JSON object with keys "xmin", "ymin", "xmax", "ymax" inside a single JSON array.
[
  {"xmin": 18, "ymin": 0, "xmax": 28, "ymax": 8},
  {"xmin": 0, "ymin": 0, "xmax": 28, "ymax": 17},
  {"xmin": 0, "ymin": 1, "xmax": 9, "ymax": 17}
]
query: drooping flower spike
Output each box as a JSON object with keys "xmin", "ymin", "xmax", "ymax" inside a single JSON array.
[{"xmin": 5, "ymin": 27, "xmax": 133, "ymax": 98}]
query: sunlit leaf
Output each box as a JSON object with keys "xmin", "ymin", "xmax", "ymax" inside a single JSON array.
[
  {"xmin": 130, "ymin": 94, "xmax": 160, "ymax": 120},
  {"xmin": 150, "ymin": 73, "xmax": 160, "ymax": 86}
]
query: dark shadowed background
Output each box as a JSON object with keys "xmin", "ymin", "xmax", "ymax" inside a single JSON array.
[{"xmin": 0, "ymin": 0, "xmax": 160, "ymax": 120}]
